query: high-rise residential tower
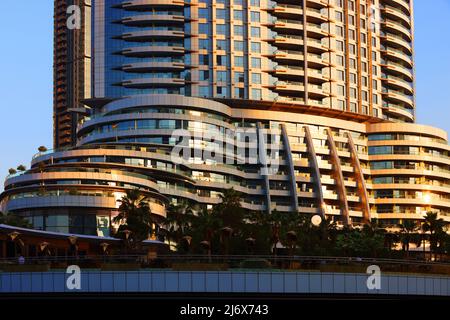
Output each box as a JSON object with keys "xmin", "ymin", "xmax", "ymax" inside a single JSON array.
[
  {"xmin": 1, "ymin": 0, "xmax": 448, "ymax": 236},
  {"xmin": 54, "ymin": 0, "xmax": 92, "ymax": 148}
]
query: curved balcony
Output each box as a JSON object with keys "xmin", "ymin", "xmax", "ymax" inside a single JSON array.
[
  {"xmin": 305, "ymin": 8, "xmax": 329, "ymax": 24},
  {"xmin": 384, "ymin": 0, "xmax": 411, "ymax": 15},
  {"xmin": 121, "ymin": 46, "xmax": 185, "ymax": 57},
  {"xmin": 121, "ymin": 77, "xmax": 186, "ymax": 88},
  {"xmin": 380, "ymin": 33, "xmax": 412, "ymax": 55},
  {"xmin": 272, "ymin": 4, "xmax": 303, "ymax": 19},
  {"xmin": 381, "ymin": 47, "xmax": 413, "ymax": 68},
  {"xmin": 273, "ymin": 50, "xmax": 304, "ymax": 64},
  {"xmin": 308, "ymin": 84, "xmax": 328, "ymax": 99},
  {"xmin": 121, "ymin": 30, "xmax": 185, "ymax": 42},
  {"xmin": 307, "ymin": 38, "xmax": 329, "ymax": 53},
  {"xmin": 381, "ymin": 60, "xmax": 414, "ymax": 82},
  {"xmin": 273, "ymin": 81, "xmax": 306, "ymax": 95},
  {"xmin": 306, "ymin": 0, "xmax": 329, "ymax": 9},
  {"xmin": 381, "ymin": 4, "xmax": 411, "ymax": 27},
  {"xmin": 308, "ymin": 69, "xmax": 328, "ymax": 83},
  {"xmin": 273, "ymin": 20, "xmax": 303, "ymax": 36},
  {"xmin": 121, "ymin": 0, "xmax": 185, "ymax": 10},
  {"xmin": 306, "ymin": 23, "xmax": 329, "ymax": 39},
  {"xmin": 121, "ymin": 14, "xmax": 185, "ymax": 26},
  {"xmin": 122, "ymin": 62, "xmax": 185, "ymax": 72},
  {"xmin": 307, "ymin": 53, "xmax": 329, "ymax": 68},
  {"xmin": 382, "ymin": 105, "xmax": 414, "ymax": 122},
  {"xmin": 381, "ymin": 76, "xmax": 414, "ymax": 94},
  {"xmin": 382, "ymin": 90, "xmax": 414, "ymax": 108},
  {"xmin": 381, "ymin": 20, "xmax": 412, "ymax": 41},
  {"xmin": 274, "ymin": 35, "xmax": 303, "ymax": 48},
  {"xmin": 273, "ymin": 65, "xmax": 304, "ymax": 78}
]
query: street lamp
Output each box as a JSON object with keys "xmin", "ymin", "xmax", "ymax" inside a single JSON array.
[{"xmin": 311, "ymin": 215, "xmax": 322, "ymax": 227}]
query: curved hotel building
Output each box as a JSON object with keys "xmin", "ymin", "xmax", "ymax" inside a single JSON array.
[{"xmin": 1, "ymin": 0, "xmax": 449, "ymax": 236}]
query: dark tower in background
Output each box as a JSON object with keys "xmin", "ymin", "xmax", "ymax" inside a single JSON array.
[{"xmin": 53, "ymin": 0, "xmax": 91, "ymax": 148}]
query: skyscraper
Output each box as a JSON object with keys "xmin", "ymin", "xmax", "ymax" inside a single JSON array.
[
  {"xmin": 1, "ymin": 0, "xmax": 448, "ymax": 236},
  {"xmin": 54, "ymin": 0, "xmax": 92, "ymax": 148}
]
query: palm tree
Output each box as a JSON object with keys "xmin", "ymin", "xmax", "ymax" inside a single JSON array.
[
  {"xmin": 398, "ymin": 220, "xmax": 418, "ymax": 259},
  {"xmin": 8, "ymin": 168, "xmax": 17, "ymax": 175},
  {"xmin": 16, "ymin": 165, "xmax": 26, "ymax": 172},
  {"xmin": 0, "ymin": 212, "xmax": 32, "ymax": 228},
  {"xmin": 422, "ymin": 212, "xmax": 447, "ymax": 260},
  {"xmin": 166, "ymin": 201, "xmax": 195, "ymax": 249},
  {"xmin": 38, "ymin": 146, "xmax": 48, "ymax": 153},
  {"xmin": 113, "ymin": 189, "xmax": 154, "ymax": 246},
  {"xmin": 214, "ymin": 188, "xmax": 244, "ymax": 231}
]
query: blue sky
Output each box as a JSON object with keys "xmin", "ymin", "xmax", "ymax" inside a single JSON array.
[{"xmin": 0, "ymin": 1, "xmax": 449, "ymax": 188}]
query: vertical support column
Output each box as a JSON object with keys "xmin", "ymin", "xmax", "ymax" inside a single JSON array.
[
  {"xmin": 281, "ymin": 124, "xmax": 299, "ymax": 212},
  {"xmin": 302, "ymin": 0, "xmax": 309, "ymax": 104},
  {"xmin": 367, "ymin": 0, "xmax": 374, "ymax": 116},
  {"xmin": 343, "ymin": 0, "xmax": 351, "ymax": 112},
  {"xmin": 346, "ymin": 132, "xmax": 371, "ymax": 224},
  {"xmin": 257, "ymin": 122, "xmax": 272, "ymax": 214},
  {"xmin": 326, "ymin": 128, "xmax": 350, "ymax": 225},
  {"xmin": 304, "ymin": 126, "xmax": 325, "ymax": 217}
]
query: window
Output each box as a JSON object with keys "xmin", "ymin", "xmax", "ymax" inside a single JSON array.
[
  {"xmin": 348, "ymin": 0, "xmax": 355, "ymax": 11},
  {"xmin": 234, "ymin": 56, "xmax": 244, "ymax": 67},
  {"xmin": 350, "ymin": 102, "xmax": 357, "ymax": 112},
  {"xmin": 362, "ymin": 61, "xmax": 367, "ymax": 72},
  {"xmin": 372, "ymin": 94, "xmax": 378, "ymax": 104},
  {"xmin": 336, "ymin": 40, "xmax": 344, "ymax": 51},
  {"xmin": 350, "ymin": 87, "xmax": 357, "ymax": 98},
  {"xmin": 361, "ymin": 47, "xmax": 367, "ymax": 58},
  {"xmin": 349, "ymin": 29, "xmax": 355, "ymax": 40},
  {"xmin": 349, "ymin": 58, "xmax": 356, "ymax": 68},
  {"xmin": 362, "ymin": 76, "xmax": 368, "ymax": 87},
  {"xmin": 251, "ymin": 27, "xmax": 260, "ymax": 38},
  {"xmin": 337, "ymin": 100, "xmax": 345, "ymax": 110},
  {"xmin": 234, "ymin": 87, "xmax": 245, "ymax": 98},
  {"xmin": 336, "ymin": 26, "xmax": 344, "ymax": 37},
  {"xmin": 251, "ymin": 42, "xmax": 261, "ymax": 53},
  {"xmin": 199, "ymin": 54, "xmax": 209, "ymax": 65},
  {"xmin": 361, "ymin": 33, "xmax": 367, "ymax": 44},
  {"xmin": 235, "ymin": 72, "xmax": 245, "ymax": 83},
  {"xmin": 216, "ymin": 86, "xmax": 228, "ymax": 97},
  {"xmin": 216, "ymin": 8, "xmax": 226, "ymax": 20},
  {"xmin": 199, "ymin": 39, "xmax": 209, "ymax": 50},
  {"xmin": 362, "ymin": 90, "xmax": 368, "ymax": 101},
  {"xmin": 349, "ymin": 44, "xmax": 356, "ymax": 54},
  {"xmin": 362, "ymin": 105, "xmax": 368, "ymax": 114},
  {"xmin": 199, "ymin": 70, "xmax": 209, "ymax": 81},
  {"xmin": 216, "ymin": 71, "xmax": 227, "ymax": 82},
  {"xmin": 216, "ymin": 55, "xmax": 227, "ymax": 66},
  {"xmin": 199, "ymin": 23, "xmax": 209, "ymax": 35},
  {"xmin": 251, "ymin": 73, "xmax": 261, "ymax": 84},
  {"xmin": 250, "ymin": 0, "xmax": 260, "ymax": 6},
  {"xmin": 337, "ymin": 70, "xmax": 345, "ymax": 81},
  {"xmin": 337, "ymin": 85, "xmax": 345, "ymax": 96},
  {"xmin": 372, "ymin": 65, "xmax": 378, "ymax": 75},
  {"xmin": 251, "ymin": 57, "xmax": 261, "ymax": 68},
  {"xmin": 335, "ymin": 11, "xmax": 343, "ymax": 22},
  {"xmin": 251, "ymin": 11, "xmax": 260, "ymax": 22},
  {"xmin": 234, "ymin": 40, "xmax": 244, "ymax": 51},
  {"xmin": 216, "ymin": 24, "xmax": 227, "ymax": 35},
  {"xmin": 216, "ymin": 39, "xmax": 227, "ymax": 50},
  {"xmin": 372, "ymin": 79, "xmax": 377, "ymax": 89},
  {"xmin": 252, "ymin": 88, "xmax": 262, "ymax": 100},
  {"xmin": 234, "ymin": 10, "xmax": 243, "ymax": 21},
  {"xmin": 234, "ymin": 25, "xmax": 244, "ymax": 36},
  {"xmin": 234, "ymin": 0, "xmax": 243, "ymax": 4},
  {"xmin": 349, "ymin": 15, "xmax": 355, "ymax": 25},
  {"xmin": 199, "ymin": 86, "xmax": 209, "ymax": 97},
  {"xmin": 350, "ymin": 73, "xmax": 356, "ymax": 84},
  {"xmin": 337, "ymin": 55, "xmax": 344, "ymax": 66}
]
